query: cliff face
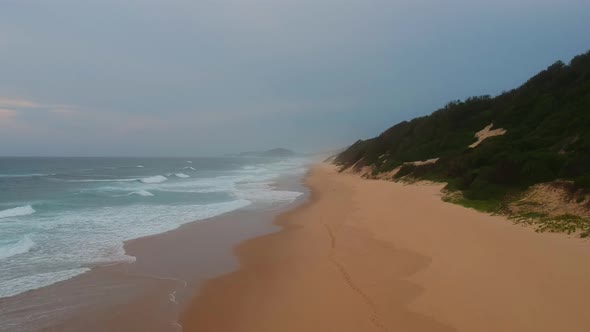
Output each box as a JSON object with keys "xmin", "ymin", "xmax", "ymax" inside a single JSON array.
[{"xmin": 335, "ymin": 51, "xmax": 590, "ymax": 236}]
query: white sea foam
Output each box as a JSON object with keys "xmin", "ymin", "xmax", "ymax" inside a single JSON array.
[
  {"xmin": 238, "ymin": 165, "xmax": 267, "ymax": 174},
  {"xmin": 0, "ymin": 199, "xmax": 253, "ymax": 298},
  {"xmin": 0, "ymin": 205, "xmax": 36, "ymax": 219},
  {"xmin": 0, "ymin": 235, "xmax": 35, "ymax": 260},
  {"xmin": 0, "ymin": 173, "xmax": 49, "ymax": 178},
  {"xmin": 0, "ymin": 268, "xmax": 90, "ymax": 298},
  {"xmin": 232, "ymin": 182, "xmax": 303, "ymax": 203},
  {"xmin": 175, "ymin": 173, "xmax": 190, "ymax": 178},
  {"xmin": 155, "ymin": 175, "xmax": 250, "ymax": 193},
  {"xmin": 0, "ymin": 157, "xmax": 310, "ymax": 300},
  {"xmin": 139, "ymin": 175, "xmax": 167, "ymax": 184},
  {"xmin": 156, "ymin": 167, "xmax": 304, "ymax": 204},
  {"xmin": 128, "ymin": 190, "xmax": 154, "ymax": 197},
  {"xmin": 67, "ymin": 178, "xmax": 138, "ymax": 183},
  {"xmin": 136, "ymin": 165, "xmax": 144, "ymax": 168},
  {"xmin": 186, "ymin": 160, "xmax": 193, "ymax": 163}
]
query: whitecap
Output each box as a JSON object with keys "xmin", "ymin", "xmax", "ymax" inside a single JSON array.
[
  {"xmin": 139, "ymin": 175, "xmax": 167, "ymax": 184},
  {"xmin": 175, "ymin": 173, "xmax": 190, "ymax": 178},
  {"xmin": 0, "ymin": 235, "xmax": 35, "ymax": 260},
  {"xmin": 183, "ymin": 166, "xmax": 196, "ymax": 170},
  {"xmin": 127, "ymin": 190, "xmax": 154, "ymax": 197},
  {"xmin": 0, "ymin": 173, "xmax": 49, "ymax": 178},
  {"xmin": 136, "ymin": 165, "xmax": 144, "ymax": 168},
  {"xmin": 67, "ymin": 178, "xmax": 137, "ymax": 183},
  {"xmin": 0, "ymin": 205, "xmax": 36, "ymax": 219}
]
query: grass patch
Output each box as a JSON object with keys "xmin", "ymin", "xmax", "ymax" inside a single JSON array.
[
  {"xmin": 512, "ymin": 212, "xmax": 590, "ymax": 236},
  {"xmin": 444, "ymin": 193, "xmax": 590, "ymax": 237},
  {"xmin": 443, "ymin": 195, "xmax": 504, "ymax": 214}
]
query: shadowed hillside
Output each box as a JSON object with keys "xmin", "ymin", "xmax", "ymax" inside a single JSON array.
[{"xmin": 336, "ymin": 50, "xmax": 590, "ymax": 236}]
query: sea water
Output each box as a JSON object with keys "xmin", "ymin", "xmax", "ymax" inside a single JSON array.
[{"xmin": 0, "ymin": 157, "xmax": 307, "ymax": 298}]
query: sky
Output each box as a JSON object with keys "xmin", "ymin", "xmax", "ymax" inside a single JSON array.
[{"xmin": 0, "ymin": 0, "xmax": 589, "ymax": 157}]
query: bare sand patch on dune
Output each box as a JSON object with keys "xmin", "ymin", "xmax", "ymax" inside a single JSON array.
[{"xmin": 469, "ymin": 122, "xmax": 506, "ymax": 148}]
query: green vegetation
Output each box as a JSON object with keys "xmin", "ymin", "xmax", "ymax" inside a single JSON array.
[
  {"xmin": 442, "ymin": 195, "xmax": 505, "ymax": 214},
  {"xmin": 336, "ymin": 50, "xmax": 590, "ymax": 236},
  {"xmin": 512, "ymin": 213, "xmax": 590, "ymax": 237}
]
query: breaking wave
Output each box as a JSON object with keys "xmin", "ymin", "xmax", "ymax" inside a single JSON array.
[
  {"xmin": 0, "ymin": 235, "xmax": 35, "ymax": 260},
  {"xmin": 139, "ymin": 175, "xmax": 168, "ymax": 184},
  {"xmin": 67, "ymin": 178, "xmax": 137, "ymax": 183},
  {"xmin": 0, "ymin": 173, "xmax": 50, "ymax": 178},
  {"xmin": 127, "ymin": 190, "xmax": 154, "ymax": 197},
  {"xmin": 0, "ymin": 205, "xmax": 36, "ymax": 219}
]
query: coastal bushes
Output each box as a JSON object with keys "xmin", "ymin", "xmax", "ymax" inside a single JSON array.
[{"xmin": 335, "ymin": 50, "xmax": 590, "ymax": 234}]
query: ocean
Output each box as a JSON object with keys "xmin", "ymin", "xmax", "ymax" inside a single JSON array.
[{"xmin": 0, "ymin": 157, "xmax": 308, "ymax": 299}]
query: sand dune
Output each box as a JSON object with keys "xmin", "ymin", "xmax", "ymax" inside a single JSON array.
[
  {"xmin": 469, "ymin": 122, "xmax": 506, "ymax": 148},
  {"xmin": 181, "ymin": 163, "xmax": 590, "ymax": 332}
]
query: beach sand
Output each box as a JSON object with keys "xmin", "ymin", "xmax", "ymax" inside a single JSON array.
[
  {"xmin": 181, "ymin": 163, "xmax": 590, "ymax": 332},
  {"xmin": 0, "ymin": 207, "xmax": 280, "ymax": 332}
]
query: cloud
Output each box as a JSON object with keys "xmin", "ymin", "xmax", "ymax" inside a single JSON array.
[
  {"xmin": 0, "ymin": 97, "xmax": 81, "ymax": 133},
  {"xmin": 0, "ymin": 96, "xmax": 76, "ymax": 109},
  {"xmin": 0, "ymin": 108, "xmax": 17, "ymax": 119},
  {"xmin": 0, "ymin": 96, "xmax": 79, "ymax": 117},
  {"xmin": 0, "ymin": 0, "xmax": 588, "ymax": 156},
  {"xmin": 0, "ymin": 108, "xmax": 19, "ymax": 130},
  {"xmin": 50, "ymin": 108, "xmax": 79, "ymax": 115},
  {"xmin": 0, "ymin": 97, "xmax": 40, "ymax": 108}
]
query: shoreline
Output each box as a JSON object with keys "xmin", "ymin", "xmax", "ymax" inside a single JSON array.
[
  {"xmin": 181, "ymin": 163, "xmax": 590, "ymax": 332},
  {"xmin": 4, "ymin": 162, "xmax": 590, "ymax": 331},
  {"xmin": 0, "ymin": 171, "xmax": 309, "ymax": 332}
]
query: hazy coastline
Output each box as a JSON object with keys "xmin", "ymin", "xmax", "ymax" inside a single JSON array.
[{"xmin": 1, "ymin": 1, "xmax": 589, "ymax": 330}]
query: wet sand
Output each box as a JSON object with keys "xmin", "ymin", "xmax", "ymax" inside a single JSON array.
[
  {"xmin": 181, "ymin": 163, "xmax": 590, "ymax": 332},
  {"xmin": 0, "ymin": 175, "xmax": 307, "ymax": 332},
  {"xmin": 0, "ymin": 208, "xmax": 281, "ymax": 332}
]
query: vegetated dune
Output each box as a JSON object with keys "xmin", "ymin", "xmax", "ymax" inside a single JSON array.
[{"xmin": 334, "ymin": 50, "xmax": 590, "ymax": 236}]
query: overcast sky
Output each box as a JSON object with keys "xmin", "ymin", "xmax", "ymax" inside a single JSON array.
[{"xmin": 0, "ymin": 0, "xmax": 589, "ymax": 156}]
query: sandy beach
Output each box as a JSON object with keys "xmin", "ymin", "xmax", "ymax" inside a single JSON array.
[
  {"xmin": 0, "ymin": 207, "xmax": 283, "ymax": 332},
  {"xmin": 0, "ymin": 174, "xmax": 307, "ymax": 332},
  {"xmin": 181, "ymin": 163, "xmax": 590, "ymax": 332}
]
